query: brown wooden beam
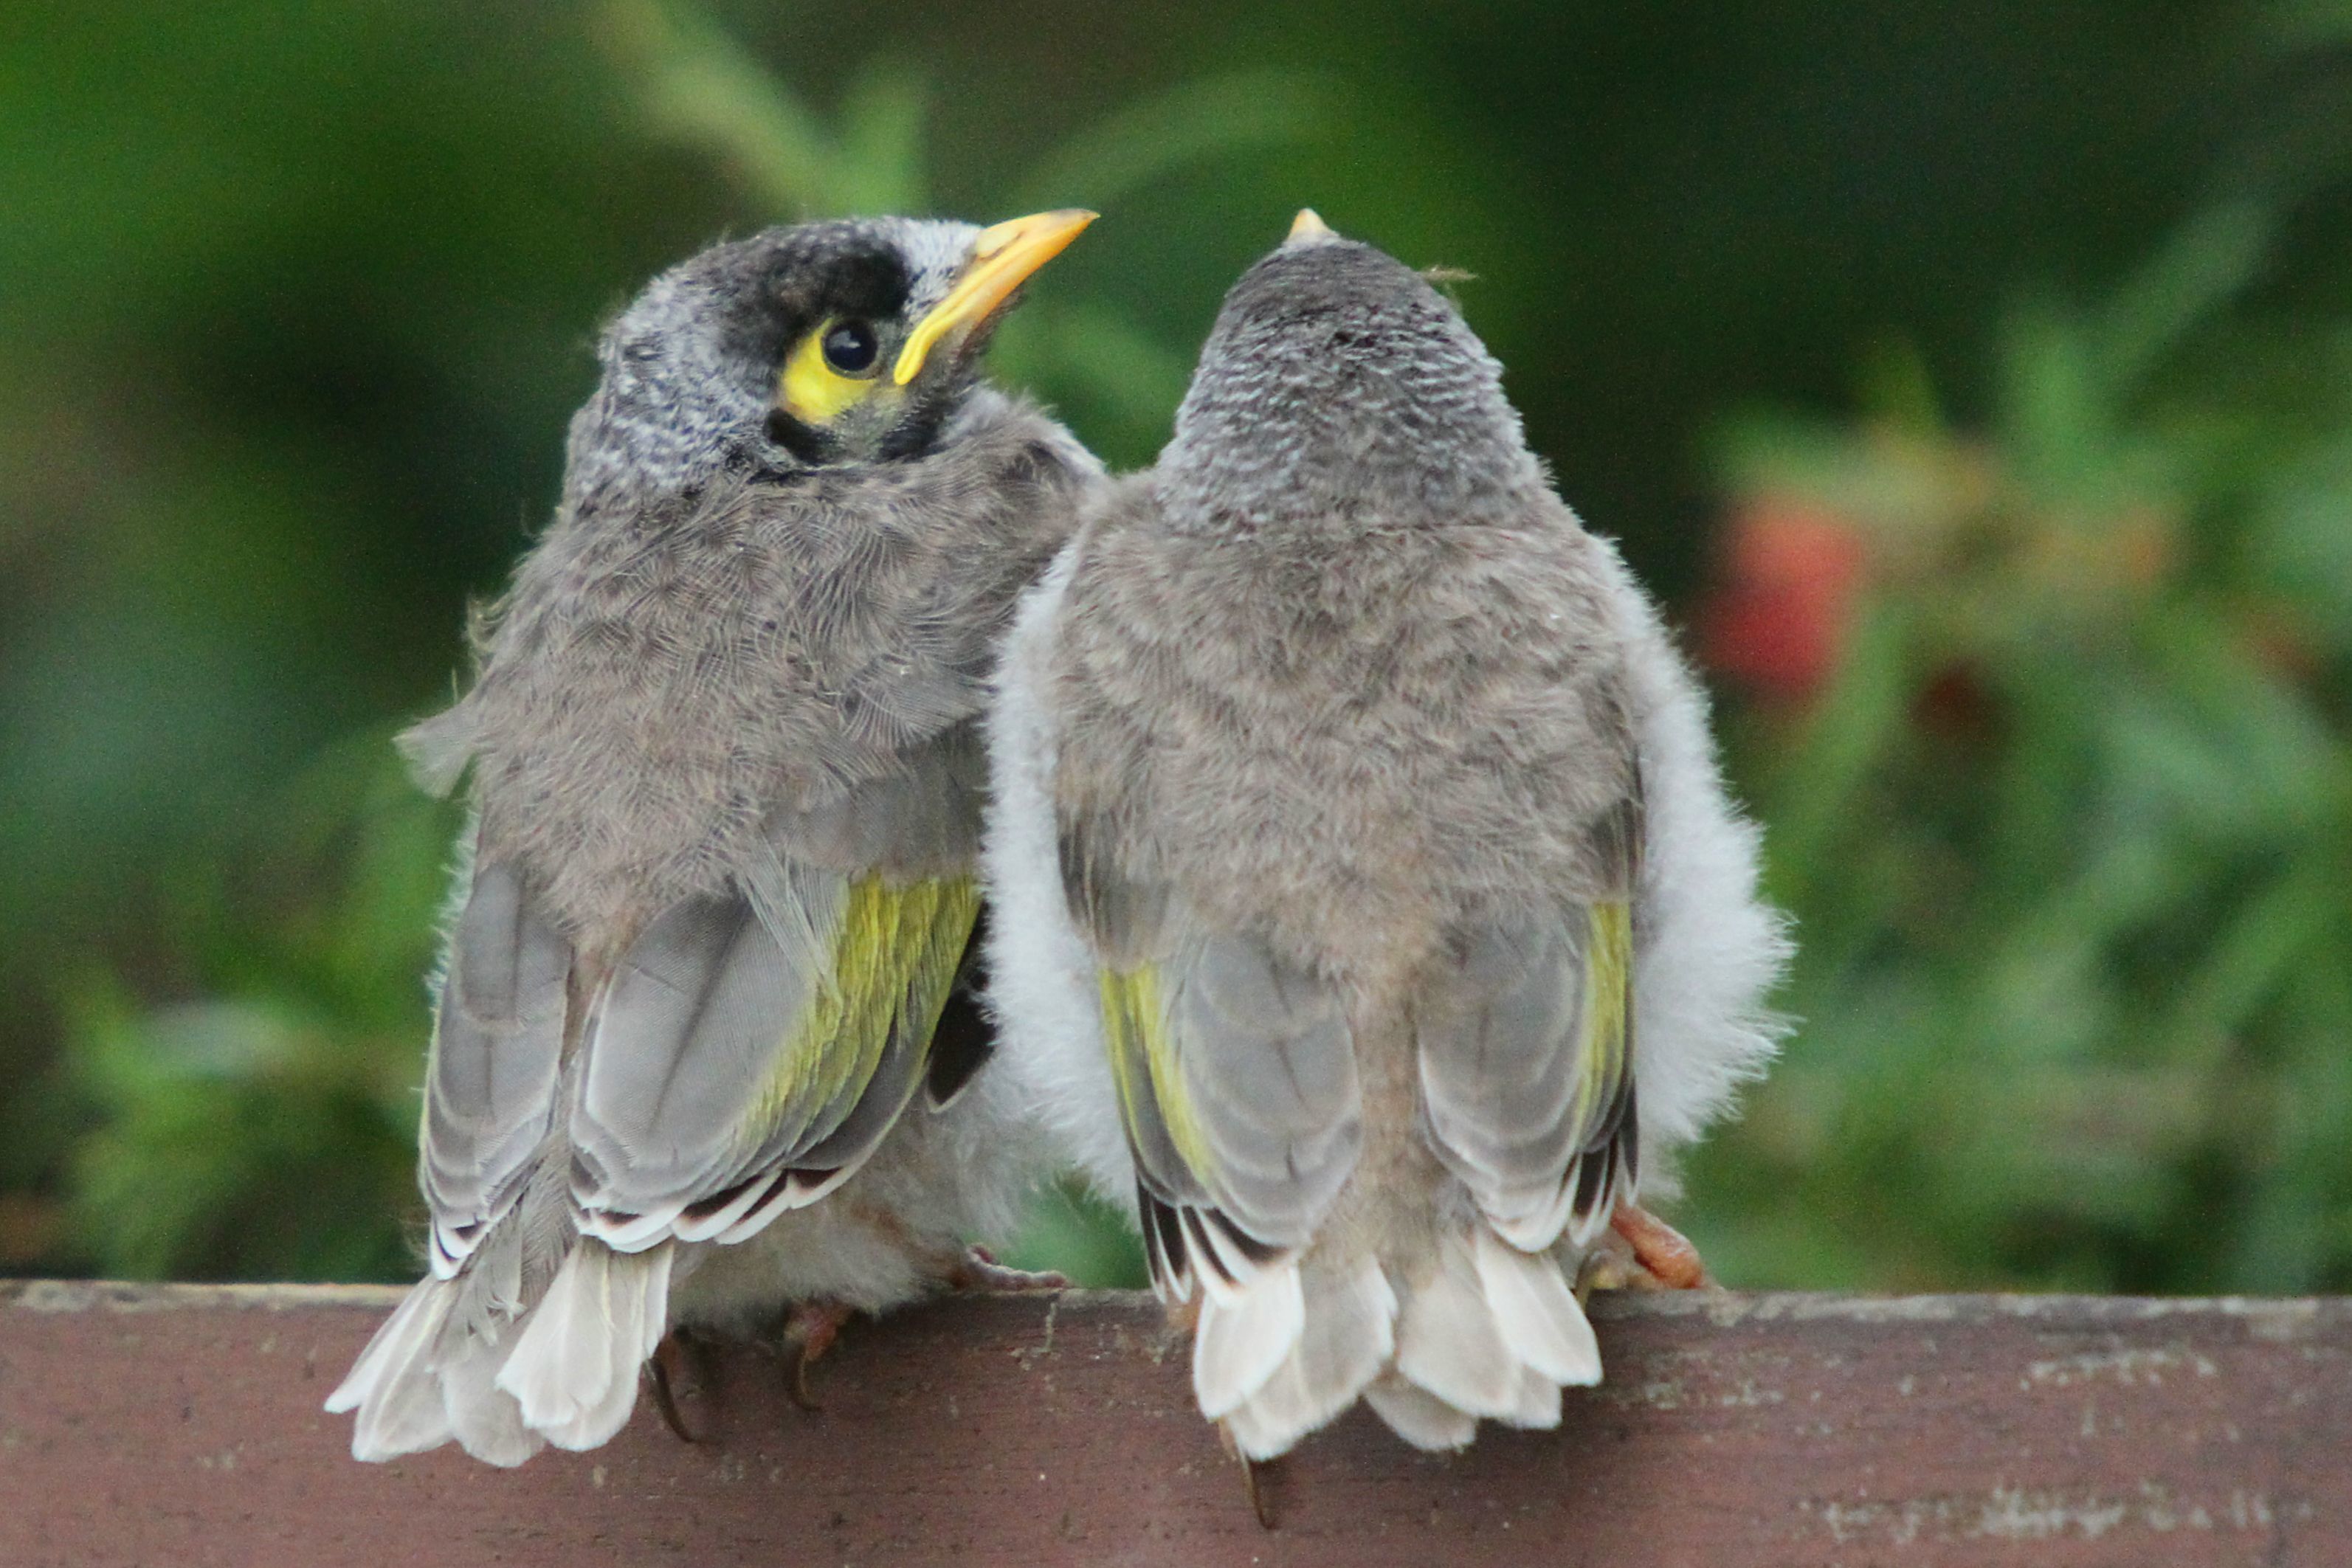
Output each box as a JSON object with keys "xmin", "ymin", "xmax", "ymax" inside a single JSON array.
[{"xmin": 1, "ymin": 1281, "xmax": 2345, "ymax": 1565}]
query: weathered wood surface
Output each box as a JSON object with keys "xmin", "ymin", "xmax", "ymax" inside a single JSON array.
[{"xmin": 0, "ymin": 1282, "xmax": 2345, "ymax": 1567}]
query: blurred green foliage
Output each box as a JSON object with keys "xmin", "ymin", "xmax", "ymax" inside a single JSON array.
[
  {"xmin": 64, "ymin": 734, "xmax": 461, "ymax": 1279},
  {"xmin": 3, "ymin": 0, "xmax": 2349, "ymax": 1292},
  {"xmin": 1689, "ymin": 199, "xmax": 2352, "ymax": 1293}
]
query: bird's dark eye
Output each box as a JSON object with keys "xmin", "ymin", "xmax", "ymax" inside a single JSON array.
[{"xmin": 821, "ymin": 320, "xmax": 880, "ymax": 375}]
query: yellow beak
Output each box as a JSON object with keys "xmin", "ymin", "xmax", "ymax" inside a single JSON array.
[{"xmin": 893, "ymin": 209, "xmax": 1098, "ymax": 386}]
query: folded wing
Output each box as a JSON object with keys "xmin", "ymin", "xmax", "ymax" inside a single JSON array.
[
  {"xmin": 568, "ymin": 863, "xmax": 978, "ymax": 1253},
  {"xmin": 1415, "ymin": 795, "xmax": 1644, "ymax": 1253},
  {"xmin": 420, "ymin": 857, "xmax": 570, "ymax": 1278},
  {"xmin": 1060, "ymin": 813, "xmax": 1362, "ymax": 1305}
]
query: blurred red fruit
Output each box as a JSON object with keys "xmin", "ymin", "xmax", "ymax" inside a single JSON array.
[{"xmin": 1700, "ymin": 497, "xmax": 1869, "ymax": 702}]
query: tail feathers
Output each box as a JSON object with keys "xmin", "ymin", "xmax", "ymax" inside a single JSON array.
[
  {"xmin": 1373, "ymin": 1223, "xmax": 1599, "ymax": 1448},
  {"xmin": 331, "ymin": 1231, "xmax": 675, "ymax": 1465},
  {"xmin": 329, "ymin": 1279, "xmax": 459, "ymax": 1462},
  {"xmin": 1472, "ymin": 1223, "xmax": 1600, "ymax": 1387},
  {"xmin": 1223, "ymin": 1261, "xmax": 1396, "ymax": 1460},
  {"xmin": 494, "ymin": 1239, "xmax": 673, "ymax": 1451},
  {"xmin": 1192, "ymin": 1258, "xmax": 1304, "ymax": 1420},
  {"xmin": 325, "ymin": 1273, "xmax": 444, "ymax": 1417},
  {"xmin": 436, "ymin": 1326, "xmax": 543, "ymax": 1468},
  {"xmin": 1393, "ymin": 1232, "xmax": 1523, "ymax": 1417},
  {"xmin": 327, "ymin": 1272, "xmax": 548, "ymax": 1467},
  {"xmin": 1362, "ymin": 1374, "xmax": 1477, "ymax": 1451},
  {"xmin": 1191, "ymin": 1224, "xmax": 1601, "ymax": 1456},
  {"xmin": 1507, "ymin": 1365, "xmax": 1564, "ymax": 1431}
]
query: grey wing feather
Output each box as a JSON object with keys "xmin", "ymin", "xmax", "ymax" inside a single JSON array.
[
  {"xmin": 1063, "ymin": 810, "xmax": 1361, "ymax": 1295},
  {"xmin": 1415, "ymin": 919, "xmax": 1603, "ymax": 1231},
  {"xmin": 1058, "ymin": 809, "xmax": 1170, "ymax": 967},
  {"xmin": 566, "ymin": 877, "xmax": 855, "ymax": 1249},
  {"xmin": 1165, "ymin": 930, "xmax": 1362, "ymax": 1248},
  {"xmin": 570, "ymin": 756, "xmax": 980, "ymax": 1253},
  {"xmin": 421, "ymin": 858, "xmax": 571, "ymax": 1276},
  {"xmin": 1415, "ymin": 796, "xmax": 1644, "ymax": 1251}
]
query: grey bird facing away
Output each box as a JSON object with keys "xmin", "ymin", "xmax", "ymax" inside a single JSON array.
[
  {"xmin": 984, "ymin": 210, "xmax": 1790, "ymax": 1468},
  {"xmin": 327, "ymin": 210, "xmax": 1102, "ymax": 1466}
]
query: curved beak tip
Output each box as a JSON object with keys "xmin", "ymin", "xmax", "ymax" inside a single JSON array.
[
  {"xmin": 894, "ymin": 209, "xmax": 1099, "ymax": 385},
  {"xmin": 974, "ymin": 207, "xmax": 1099, "ymax": 258},
  {"xmin": 1286, "ymin": 207, "xmax": 1338, "ymax": 244}
]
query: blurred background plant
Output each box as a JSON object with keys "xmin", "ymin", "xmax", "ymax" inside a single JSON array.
[
  {"xmin": 3, "ymin": 0, "xmax": 2348, "ymax": 1291},
  {"xmin": 1689, "ymin": 199, "xmax": 2352, "ymax": 1291}
]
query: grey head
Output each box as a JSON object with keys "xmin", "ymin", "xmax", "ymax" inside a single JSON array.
[
  {"xmin": 564, "ymin": 210, "xmax": 1094, "ymax": 514},
  {"xmin": 1156, "ymin": 210, "xmax": 1544, "ymax": 533}
]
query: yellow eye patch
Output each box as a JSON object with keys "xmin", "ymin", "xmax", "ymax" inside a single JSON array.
[{"xmin": 778, "ymin": 320, "xmax": 886, "ymax": 426}]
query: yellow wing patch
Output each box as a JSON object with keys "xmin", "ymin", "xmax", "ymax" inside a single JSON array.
[
  {"xmin": 751, "ymin": 873, "xmax": 979, "ymax": 1147},
  {"xmin": 1577, "ymin": 899, "xmax": 1633, "ymax": 1130},
  {"xmin": 1099, "ymin": 964, "xmax": 1219, "ymax": 1184}
]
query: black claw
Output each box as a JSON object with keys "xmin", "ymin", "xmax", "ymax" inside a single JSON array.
[
  {"xmin": 1241, "ymin": 1453, "xmax": 1279, "ymax": 1531},
  {"xmin": 786, "ymin": 1345, "xmax": 824, "ymax": 1413},
  {"xmin": 779, "ymin": 1302, "xmax": 850, "ymax": 1412},
  {"xmin": 645, "ymin": 1338, "xmax": 700, "ymax": 1444}
]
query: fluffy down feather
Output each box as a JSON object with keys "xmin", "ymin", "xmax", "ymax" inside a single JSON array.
[{"xmin": 984, "ymin": 548, "xmax": 1138, "ymax": 1209}]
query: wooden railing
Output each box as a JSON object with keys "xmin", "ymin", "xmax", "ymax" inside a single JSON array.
[{"xmin": 1, "ymin": 1281, "xmax": 2344, "ymax": 1565}]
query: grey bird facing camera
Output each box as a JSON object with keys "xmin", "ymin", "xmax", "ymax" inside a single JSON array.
[
  {"xmin": 329, "ymin": 210, "xmax": 1101, "ymax": 1465},
  {"xmin": 986, "ymin": 211, "xmax": 1789, "ymax": 1462}
]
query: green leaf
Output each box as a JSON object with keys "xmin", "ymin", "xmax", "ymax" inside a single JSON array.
[{"xmin": 594, "ymin": 0, "xmax": 867, "ymax": 217}]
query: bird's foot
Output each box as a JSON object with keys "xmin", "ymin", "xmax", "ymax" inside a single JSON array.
[
  {"xmin": 948, "ymin": 1244, "xmax": 1067, "ymax": 1293},
  {"xmin": 1613, "ymin": 1203, "xmax": 1710, "ymax": 1288},
  {"xmin": 1578, "ymin": 1205, "xmax": 1712, "ymax": 1297},
  {"xmin": 643, "ymin": 1327, "xmax": 706, "ymax": 1444},
  {"xmin": 782, "ymin": 1299, "xmax": 855, "ymax": 1412}
]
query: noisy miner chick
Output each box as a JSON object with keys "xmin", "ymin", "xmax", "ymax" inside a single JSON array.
[
  {"xmin": 984, "ymin": 212, "xmax": 1789, "ymax": 1462},
  {"xmin": 328, "ymin": 210, "xmax": 1102, "ymax": 1466}
]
